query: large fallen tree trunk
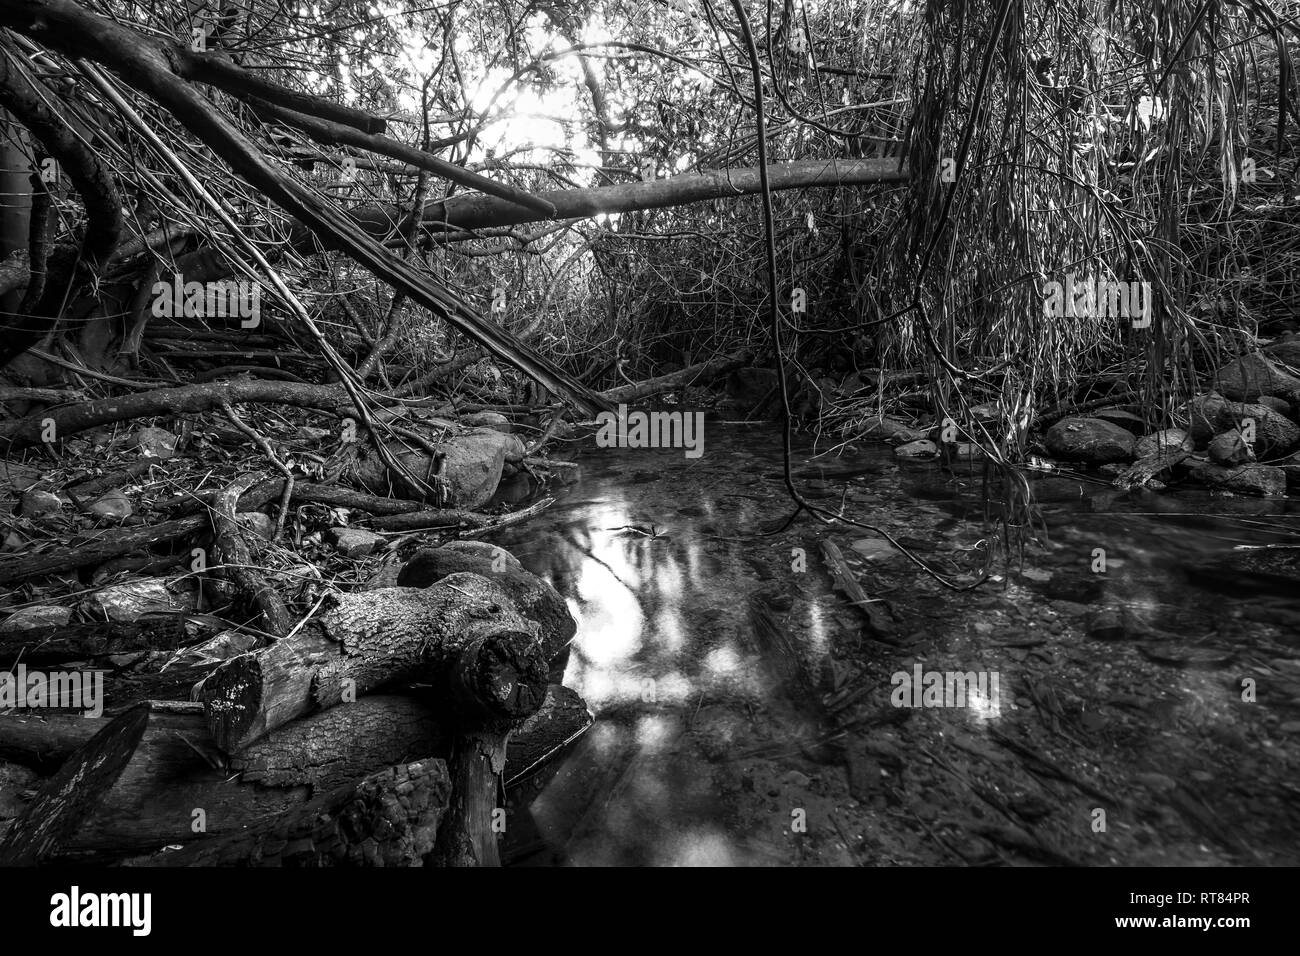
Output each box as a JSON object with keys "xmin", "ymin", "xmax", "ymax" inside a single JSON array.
[
  {"xmin": 0, "ymin": 617, "xmax": 195, "ymax": 666},
  {"xmin": 0, "ymin": 687, "xmax": 591, "ymax": 860},
  {"xmin": 173, "ymin": 158, "xmax": 909, "ymax": 283},
  {"xmin": 137, "ymin": 759, "xmax": 452, "ymax": 867},
  {"xmin": 194, "ymin": 575, "xmax": 550, "ymax": 752},
  {"xmin": 600, "ymin": 347, "xmax": 756, "ymax": 403}
]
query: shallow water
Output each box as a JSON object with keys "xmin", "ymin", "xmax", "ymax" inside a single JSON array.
[{"xmin": 492, "ymin": 424, "xmax": 1300, "ymax": 866}]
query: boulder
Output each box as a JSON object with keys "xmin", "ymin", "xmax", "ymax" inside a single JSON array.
[
  {"xmin": 327, "ymin": 527, "xmax": 384, "ymax": 558},
  {"xmin": 1215, "ymin": 352, "xmax": 1300, "ymax": 403},
  {"xmin": 1134, "ymin": 428, "xmax": 1190, "ymax": 459},
  {"xmin": 439, "ymin": 429, "xmax": 512, "ymax": 508},
  {"xmin": 895, "ymin": 439, "xmax": 938, "ymax": 458},
  {"xmin": 1189, "ymin": 461, "xmax": 1287, "ymax": 496},
  {"xmin": 459, "ymin": 411, "xmax": 513, "ymax": 433},
  {"xmin": 1263, "ymin": 338, "xmax": 1300, "ymax": 369},
  {"xmin": 1257, "ymin": 396, "xmax": 1295, "ymax": 419},
  {"xmin": 85, "ymin": 578, "xmax": 196, "ymax": 621},
  {"xmin": 1207, "ymin": 429, "xmax": 1254, "ymax": 466},
  {"xmin": 1044, "ymin": 417, "xmax": 1136, "ymax": 464},
  {"xmin": 1184, "ymin": 392, "xmax": 1300, "ymax": 455},
  {"xmin": 17, "ymin": 488, "xmax": 62, "ymax": 518},
  {"xmin": 0, "ymin": 604, "xmax": 73, "ymax": 633}
]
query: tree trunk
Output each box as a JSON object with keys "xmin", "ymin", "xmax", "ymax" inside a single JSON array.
[
  {"xmin": 135, "ymin": 759, "xmax": 451, "ymax": 867},
  {"xmin": 193, "ymin": 576, "xmax": 549, "ymax": 752}
]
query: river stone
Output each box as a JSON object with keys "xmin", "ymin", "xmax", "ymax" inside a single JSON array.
[
  {"xmin": 18, "ymin": 488, "xmax": 62, "ymax": 518},
  {"xmin": 440, "ymin": 430, "xmax": 511, "ymax": 507},
  {"xmin": 132, "ymin": 426, "xmax": 178, "ymax": 459},
  {"xmin": 328, "ymin": 527, "xmax": 383, "ymax": 558},
  {"xmin": 236, "ymin": 512, "xmax": 276, "ymax": 541},
  {"xmin": 1207, "ymin": 429, "xmax": 1254, "ymax": 466},
  {"xmin": 1257, "ymin": 396, "xmax": 1295, "ymax": 419},
  {"xmin": 88, "ymin": 488, "xmax": 133, "ymax": 521},
  {"xmin": 1184, "ymin": 392, "xmax": 1300, "ymax": 455},
  {"xmin": 397, "ymin": 540, "xmax": 523, "ymax": 579},
  {"xmin": 0, "ymin": 604, "xmax": 73, "ymax": 633},
  {"xmin": 86, "ymin": 577, "xmax": 195, "ymax": 621},
  {"xmin": 0, "ymin": 461, "xmax": 43, "ymax": 493},
  {"xmin": 459, "ymin": 411, "xmax": 513, "ymax": 433},
  {"xmin": 1264, "ymin": 338, "xmax": 1300, "ymax": 368},
  {"xmin": 1213, "ymin": 352, "xmax": 1300, "ymax": 403},
  {"xmin": 1091, "ymin": 406, "xmax": 1146, "ymax": 433},
  {"xmin": 895, "ymin": 439, "xmax": 938, "ymax": 458},
  {"xmin": 1134, "ymin": 428, "xmax": 1190, "ymax": 459},
  {"xmin": 1044, "ymin": 417, "xmax": 1135, "ymax": 464},
  {"xmin": 1189, "ymin": 461, "xmax": 1287, "ymax": 496}
]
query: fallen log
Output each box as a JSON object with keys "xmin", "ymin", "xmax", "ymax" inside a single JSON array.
[
  {"xmin": 600, "ymin": 348, "xmax": 756, "ymax": 404},
  {"xmin": 137, "ymin": 759, "xmax": 451, "ymax": 867},
  {"xmin": 397, "ymin": 541, "xmax": 576, "ymax": 674},
  {"xmin": 0, "ymin": 616, "xmax": 195, "ymax": 666},
  {"xmin": 820, "ymin": 540, "xmax": 898, "ymax": 640},
  {"xmin": 432, "ymin": 729, "xmax": 507, "ymax": 867},
  {"xmin": 194, "ymin": 575, "xmax": 549, "ymax": 752},
  {"xmin": 0, "ymin": 482, "xmax": 281, "ymax": 585},
  {"xmin": 0, "ymin": 687, "xmax": 591, "ymax": 858},
  {"xmin": 0, "ymin": 704, "xmax": 149, "ymax": 865},
  {"xmin": 211, "ymin": 474, "xmax": 294, "ymax": 636}
]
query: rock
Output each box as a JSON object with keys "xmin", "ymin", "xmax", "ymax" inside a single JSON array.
[
  {"xmin": 1257, "ymin": 396, "xmax": 1294, "ymax": 419},
  {"xmin": 236, "ymin": 512, "xmax": 276, "ymax": 541},
  {"xmin": 18, "ymin": 488, "xmax": 62, "ymax": 518},
  {"xmin": 327, "ymin": 527, "xmax": 384, "ymax": 558},
  {"xmin": 1189, "ymin": 461, "xmax": 1287, "ymax": 496},
  {"xmin": 398, "ymin": 540, "xmax": 523, "ymax": 579},
  {"xmin": 0, "ymin": 461, "xmax": 44, "ymax": 493},
  {"xmin": 1207, "ymin": 429, "xmax": 1255, "ymax": 466},
  {"xmin": 1279, "ymin": 452, "xmax": 1300, "ymax": 493},
  {"xmin": 1087, "ymin": 606, "xmax": 1141, "ymax": 641},
  {"xmin": 132, "ymin": 425, "xmax": 178, "ymax": 459},
  {"xmin": 1264, "ymin": 338, "xmax": 1300, "ymax": 368},
  {"xmin": 1184, "ymin": 392, "xmax": 1299, "ymax": 455},
  {"xmin": 87, "ymin": 488, "xmax": 133, "ymax": 521},
  {"xmin": 1091, "ymin": 406, "xmax": 1147, "ymax": 433},
  {"xmin": 1213, "ymin": 352, "xmax": 1300, "ymax": 403},
  {"xmin": 438, "ymin": 430, "xmax": 512, "ymax": 507},
  {"xmin": 459, "ymin": 411, "xmax": 513, "ymax": 433},
  {"xmin": 85, "ymin": 577, "xmax": 194, "ymax": 621},
  {"xmin": 894, "ymin": 439, "xmax": 938, "ymax": 458},
  {"xmin": 1044, "ymin": 417, "xmax": 1136, "ymax": 464},
  {"xmin": 1134, "ymin": 428, "xmax": 1190, "ymax": 459},
  {"xmin": 0, "ymin": 604, "xmax": 73, "ymax": 633}
]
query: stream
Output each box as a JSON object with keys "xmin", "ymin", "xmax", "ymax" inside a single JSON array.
[{"xmin": 492, "ymin": 421, "xmax": 1300, "ymax": 866}]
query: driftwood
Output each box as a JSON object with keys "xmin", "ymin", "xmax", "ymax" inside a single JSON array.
[
  {"xmin": 211, "ymin": 474, "xmax": 294, "ymax": 635},
  {"xmin": 194, "ymin": 575, "xmax": 549, "ymax": 752},
  {"xmin": 137, "ymin": 759, "xmax": 452, "ymax": 867},
  {"xmin": 1113, "ymin": 448, "xmax": 1190, "ymax": 490},
  {"xmin": 819, "ymin": 540, "xmax": 898, "ymax": 640}
]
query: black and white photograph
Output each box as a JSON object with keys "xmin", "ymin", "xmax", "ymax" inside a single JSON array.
[{"xmin": 0, "ymin": 0, "xmax": 1289, "ymax": 933}]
